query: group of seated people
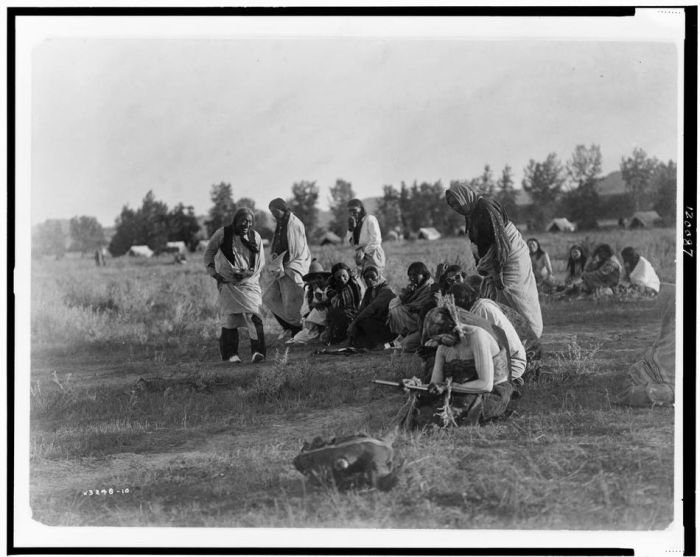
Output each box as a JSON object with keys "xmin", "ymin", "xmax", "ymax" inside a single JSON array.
[
  {"xmin": 284, "ymin": 258, "xmax": 545, "ymax": 425},
  {"xmin": 284, "ymin": 242, "xmax": 664, "ymax": 428},
  {"xmin": 287, "ymin": 259, "xmax": 503, "ymax": 351},
  {"xmin": 527, "ymin": 239, "xmax": 661, "ymax": 297}
]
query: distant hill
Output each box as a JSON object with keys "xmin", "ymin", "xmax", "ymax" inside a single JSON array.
[
  {"xmin": 514, "ymin": 171, "xmax": 627, "ymax": 208},
  {"xmin": 596, "ymin": 170, "xmax": 627, "ymax": 195}
]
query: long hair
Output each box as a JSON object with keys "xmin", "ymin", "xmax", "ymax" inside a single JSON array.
[
  {"xmin": 407, "ymin": 261, "xmax": 431, "ymax": 279},
  {"xmin": 566, "ymin": 244, "xmax": 587, "ymax": 276},
  {"xmin": 527, "ymin": 237, "xmax": 544, "ymax": 257},
  {"xmin": 348, "ymin": 199, "xmax": 366, "ymax": 245},
  {"xmin": 347, "ymin": 198, "xmax": 366, "ymax": 218}
]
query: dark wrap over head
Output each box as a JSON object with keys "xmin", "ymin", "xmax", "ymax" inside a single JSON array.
[
  {"xmin": 445, "ymin": 182, "xmax": 510, "ymax": 271},
  {"xmin": 269, "ymin": 198, "xmax": 289, "ymax": 213},
  {"xmin": 620, "ymin": 246, "xmax": 640, "ymax": 268},
  {"xmin": 407, "ymin": 261, "xmax": 431, "ymax": 279},
  {"xmin": 362, "ymin": 264, "xmax": 380, "ymax": 276},
  {"xmin": 362, "ymin": 264, "xmax": 384, "ymax": 283}
]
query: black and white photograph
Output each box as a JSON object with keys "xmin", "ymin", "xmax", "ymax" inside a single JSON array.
[{"xmin": 9, "ymin": 5, "xmax": 692, "ymax": 555}]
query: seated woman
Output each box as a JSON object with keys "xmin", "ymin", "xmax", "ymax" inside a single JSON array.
[
  {"xmin": 564, "ymin": 244, "xmax": 587, "ymax": 286},
  {"xmin": 348, "ymin": 266, "xmax": 397, "ymax": 349},
  {"xmin": 386, "ymin": 262, "xmax": 435, "ymax": 351},
  {"xmin": 567, "ymin": 243, "xmax": 621, "ymax": 295},
  {"xmin": 619, "ymin": 247, "xmax": 660, "ymax": 296},
  {"xmin": 325, "ymin": 262, "xmax": 363, "ymax": 345},
  {"xmin": 287, "ymin": 259, "xmax": 331, "ymax": 345},
  {"xmin": 527, "ymin": 238, "xmax": 554, "ymax": 292},
  {"xmin": 407, "ymin": 304, "xmax": 514, "ymax": 428}
]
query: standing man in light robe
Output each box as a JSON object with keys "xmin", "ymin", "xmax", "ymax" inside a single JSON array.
[
  {"xmin": 263, "ymin": 198, "xmax": 312, "ymax": 341},
  {"xmin": 204, "ymin": 208, "xmax": 266, "ymax": 364},
  {"xmin": 346, "ymin": 198, "xmax": 386, "ymax": 273}
]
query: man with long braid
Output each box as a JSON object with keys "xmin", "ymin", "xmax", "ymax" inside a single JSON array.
[
  {"xmin": 346, "ymin": 198, "xmax": 386, "ymax": 273},
  {"xmin": 263, "ymin": 198, "xmax": 311, "ymax": 341}
]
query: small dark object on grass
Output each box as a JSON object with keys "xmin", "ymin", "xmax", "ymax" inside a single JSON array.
[
  {"xmin": 313, "ymin": 347, "xmax": 367, "ymax": 356},
  {"xmin": 293, "ymin": 432, "xmax": 402, "ymax": 491}
]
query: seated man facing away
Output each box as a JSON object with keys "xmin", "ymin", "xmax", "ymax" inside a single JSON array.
[{"xmin": 619, "ymin": 246, "xmax": 660, "ymax": 296}]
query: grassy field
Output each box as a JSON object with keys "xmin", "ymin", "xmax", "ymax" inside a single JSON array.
[{"xmin": 27, "ymin": 229, "xmax": 677, "ymax": 530}]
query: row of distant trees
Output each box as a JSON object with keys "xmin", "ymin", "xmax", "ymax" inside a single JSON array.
[
  {"xmin": 520, "ymin": 145, "xmax": 675, "ymax": 230},
  {"xmin": 372, "ymin": 145, "xmax": 675, "ymax": 236},
  {"xmin": 274, "ymin": 145, "xmax": 675, "ymax": 237},
  {"xmin": 32, "ymin": 144, "xmax": 677, "ymax": 257}
]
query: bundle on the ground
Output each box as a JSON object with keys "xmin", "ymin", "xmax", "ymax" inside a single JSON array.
[{"xmin": 293, "ymin": 432, "xmax": 401, "ymax": 491}]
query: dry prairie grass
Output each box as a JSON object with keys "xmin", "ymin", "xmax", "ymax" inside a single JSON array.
[{"xmin": 27, "ymin": 229, "xmax": 677, "ymax": 530}]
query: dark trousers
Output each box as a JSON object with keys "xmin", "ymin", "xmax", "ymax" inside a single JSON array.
[
  {"xmin": 272, "ymin": 313, "xmax": 302, "ymax": 336},
  {"xmin": 219, "ymin": 316, "xmax": 266, "ymax": 360},
  {"xmin": 250, "ymin": 314, "xmax": 266, "ymax": 356},
  {"xmin": 351, "ymin": 317, "xmax": 395, "ymax": 349},
  {"xmin": 219, "ymin": 328, "xmax": 239, "ymax": 360}
]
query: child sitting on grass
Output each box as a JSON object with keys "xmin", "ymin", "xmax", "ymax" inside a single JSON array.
[{"xmin": 287, "ymin": 259, "xmax": 332, "ymax": 345}]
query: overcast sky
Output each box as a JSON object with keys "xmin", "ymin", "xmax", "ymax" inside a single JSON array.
[{"xmin": 31, "ymin": 31, "xmax": 679, "ymax": 227}]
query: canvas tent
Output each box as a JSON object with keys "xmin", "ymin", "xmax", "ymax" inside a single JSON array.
[
  {"xmin": 128, "ymin": 245, "xmax": 154, "ymax": 257},
  {"xmin": 546, "ymin": 218, "xmax": 576, "ymax": 232},
  {"xmin": 595, "ymin": 218, "xmax": 623, "ymax": 230},
  {"xmin": 165, "ymin": 241, "xmax": 187, "ymax": 254},
  {"xmin": 319, "ymin": 231, "xmax": 342, "ymax": 246},
  {"xmin": 629, "ymin": 211, "xmax": 661, "ymax": 229},
  {"xmin": 385, "ymin": 230, "xmax": 400, "ymax": 242},
  {"xmin": 418, "ymin": 227, "xmax": 442, "ymax": 240}
]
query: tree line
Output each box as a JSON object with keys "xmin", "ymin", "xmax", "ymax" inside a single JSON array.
[{"xmin": 32, "ymin": 145, "xmax": 676, "ymax": 257}]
